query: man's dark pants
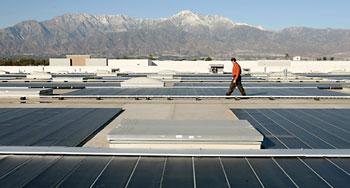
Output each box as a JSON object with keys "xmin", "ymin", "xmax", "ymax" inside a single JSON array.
[{"xmin": 226, "ymin": 76, "xmax": 246, "ymax": 96}]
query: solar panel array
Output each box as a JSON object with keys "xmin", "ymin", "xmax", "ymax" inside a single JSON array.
[
  {"xmin": 0, "ymin": 155, "xmax": 348, "ymax": 187},
  {"xmin": 0, "ymin": 83, "xmax": 121, "ymax": 88},
  {"xmin": 232, "ymin": 109, "xmax": 350, "ymax": 149},
  {"xmin": 0, "ymin": 72, "xmax": 349, "ymax": 187},
  {"xmin": 180, "ymin": 77, "xmax": 263, "ymax": 81},
  {"xmin": 297, "ymin": 74, "xmax": 350, "ymax": 81},
  {"xmin": 173, "ymin": 83, "xmax": 344, "ymax": 87},
  {"xmin": 64, "ymin": 87, "xmax": 348, "ymax": 96},
  {"xmin": 0, "ymin": 108, "xmax": 122, "ymax": 146}
]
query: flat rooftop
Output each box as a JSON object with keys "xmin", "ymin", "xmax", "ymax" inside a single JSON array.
[{"xmin": 0, "ymin": 72, "xmax": 349, "ymax": 187}]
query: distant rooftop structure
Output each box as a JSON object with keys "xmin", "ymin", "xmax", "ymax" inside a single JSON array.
[
  {"xmin": 66, "ymin": 55, "xmax": 91, "ymax": 66},
  {"xmin": 293, "ymin": 56, "xmax": 301, "ymax": 61}
]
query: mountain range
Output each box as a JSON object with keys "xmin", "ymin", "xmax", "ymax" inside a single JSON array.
[{"xmin": 1, "ymin": 10, "xmax": 350, "ymax": 59}]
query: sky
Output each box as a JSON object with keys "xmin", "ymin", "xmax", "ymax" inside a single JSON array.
[{"xmin": 1, "ymin": 0, "xmax": 349, "ymax": 30}]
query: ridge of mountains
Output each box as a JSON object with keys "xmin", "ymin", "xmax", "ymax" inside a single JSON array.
[{"xmin": 1, "ymin": 10, "xmax": 350, "ymax": 59}]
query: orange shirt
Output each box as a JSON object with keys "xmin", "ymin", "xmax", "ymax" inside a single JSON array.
[{"xmin": 232, "ymin": 63, "xmax": 241, "ymax": 81}]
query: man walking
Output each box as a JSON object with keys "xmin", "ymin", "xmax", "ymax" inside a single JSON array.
[{"xmin": 226, "ymin": 58, "xmax": 246, "ymax": 96}]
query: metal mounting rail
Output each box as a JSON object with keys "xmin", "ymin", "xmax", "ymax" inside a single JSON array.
[
  {"xmin": 0, "ymin": 146, "xmax": 349, "ymax": 157},
  {"xmin": 1, "ymin": 79, "xmax": 345, "ymax": 83},
  {"xmin": 178, "ymin": 80, "xmax": 346, "ymax": 83},
  {"xmin": 39, "ymin": 95, "xmax": 350, "ymax": 100},
  {"xmin": 85, "ymin": 86, "xmax": 319, "ymax": 89}
]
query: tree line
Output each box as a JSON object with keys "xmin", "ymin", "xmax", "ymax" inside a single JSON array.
[{"xmin": 0, "ymin": 58, "xmax": 49, "ymax": 66}]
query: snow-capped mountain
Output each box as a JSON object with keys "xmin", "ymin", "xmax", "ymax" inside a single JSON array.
[{"xmin": 0, "ymin": 10, "xmax": 349, "ymax": 58}]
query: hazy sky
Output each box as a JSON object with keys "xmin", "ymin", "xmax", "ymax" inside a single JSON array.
[{"xmin": 1, "ymin": 0, "xmax": 349, "ymax": 30}]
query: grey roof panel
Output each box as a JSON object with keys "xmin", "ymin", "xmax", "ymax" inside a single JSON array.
[{"xmin": 108, "ymin": 119, "xmax": 263, "ymax": 142}]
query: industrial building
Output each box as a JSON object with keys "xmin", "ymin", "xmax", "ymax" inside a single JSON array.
[
  {"xmin": 19, "ymin": 57, "xmax": 350, "ymax": 75},
  {"xmin": 0, "ymin": 59, "xmax": 349, "ymax": 187},
  {"xmin": 66, "ymin": 55, "xmax": 91, "ymax": 66}
]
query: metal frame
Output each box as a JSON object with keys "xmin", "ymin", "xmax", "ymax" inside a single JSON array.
[
  {"xmin": 85, "ymin": 86, "xmax": 319, "ymax": 89},
  {"xmin": 1, "ymin": 79, "xmax": 346, "ymax": 83},
  {"xmin": 38, "ymin": 95, "xmax": 350, "ymax": 100},
  {"xmin": 0, "ymin": 146, "xmax": 349, "ymax": 157}
]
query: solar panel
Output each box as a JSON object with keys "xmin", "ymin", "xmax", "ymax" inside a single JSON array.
[
  {"xmin": 0, "ymin": 155, "xmax": 348, "ymax": 187},
  {"xmin": 0, "ymin": 108, "xmax": 122, "ymax": 147},
  {"xmin": 92, "ymin": 156, "xmax": 138, "ymax": 187},
  {"xmin": 161, "ymin": 157, "xmax": 194, "ymax": 187},
  {"xmin": 275, "ymin": 158, "xmax": 332, "ymax": 188},
  {"xmin": 126, "ymin": 157, "xmax": 165, "ymax": 187},
  {"xmin": 64, "ymin": 88, "xmax": 349, "ymax": 96},
  {"xmin": 247, "ymin": 158, "xmax": 296, "ymax": 187},
  {"xmin": 57, "ymin": 156, "xmax": 111, "ymax": 187},
  {"xmin": 173, "ymin": 83, "xmax": 344, "ymax": 87},
  {"xmin": 231, "ymin": 109, "xmax": 350, "ymax": 149},
  {"xmin": 180, "ymin": 77, "xmax": 263, "ymax": 81},
  {"xmin": 0, "ymin": 83, "xmax": 121, "ymax": 88},
  {"xmin": 23, "ymin": 156, "xmax": 85, "ymax": 187}
]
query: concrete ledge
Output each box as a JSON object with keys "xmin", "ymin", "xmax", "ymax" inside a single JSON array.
[
  {"xmin": 96, "ymin": 73, "xmax": 117, "ymax": 77},
  {"xmin": 108, "ymin": 143, "xmax": 261, "ymax": 150},
  {"xmin": 40, "ymin": 95, "xmax": 350, "ymax": 100},
  {"xmin": 121, "ymin": 77, "xmax": 164, "ymax": 88},
  {"xmin": 52, "ymin": 77, "xmax": 86, "ymax": 81},
  {"xmin": 27, "ymin": 72, "xmax": 52, "ymax": 79},
  {"xmin": 107, "ymin": 119, "xmax": 263, "ymax": 150},
  {"xmin": 147, "ymin": 74, "xmax": 174, "ymax": 80},
  {"xmin": 0, "ymin": 88, "xmax": 53, "ymax": 97}
]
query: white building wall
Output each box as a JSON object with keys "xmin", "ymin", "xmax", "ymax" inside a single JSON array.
[
  {"xmin": 153, "ymin": 61, "xmax": 210, "ymax": 73},
  {"xmin": 0, "ymin": 60, "xmax": 349, "ymax": 74},
  {"xmin": 85, "ymin": 58, "xmax": 107, "ymax": 66},
  {"xmin": 49, "ymin": 58, "xmax": 71, "ymax": 66}
]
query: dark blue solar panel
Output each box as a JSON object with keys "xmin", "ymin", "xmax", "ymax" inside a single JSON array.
[
  {"xmin": 180, "ymin": 77, "xmax": 263, "ymax": 81},
  {"xmin": 126, "ymin": 157, "xmax": 165, "ymax": 187},
  {"xmin": 57, "ymin": 156, "xmax": 112, "ymax": 187},
  {"xmin": 64, "ymin": 87, "xmax": 349, "ymax": 96},
  {"xmin": 232, "ymin": 109, "xmax": 350, "ymax": 149},
  {"xmin": 161, "ymin": 157, "xmax": 194, "ymax": 188},
  {"xmin": 0, "ymin": 156, "xmax": 59, "ymax": 187},
  {"xmin": 0, "ymin": 83, "xmax": 121, "ymax": 88},
  {"xmin": 173, "ymin": 83, "xmax": 344, "ymax": 87},
  {"xmin": 23, "ymin": 156, "xmax": 85, "ymax": 188},
  {"xmin": 274, "ymin": 158, "xmax": 330, "ymax": 188},
  {"xmin": 194, "ymin": 157, "xmax": 228, "ymax": 188},
  {"xmin": 303, "ymin": 158, "xmax": 350, "ymax": 187},
  {"xmin": 247, "ymin": 158, "xmax": 296, "ymax": 187},
  {"xmin": 0, "ymin": 155, "xmax": 348, "ymax": 188},
  {"xmin": 92, "ymin": 156, "xmax": 138, "ymax": 188},
  {"xmin": 221, "ymin": 158, "xmax": 262, "ymax": 187},
  {"xmin": 0, "ymin": 108, "xmax": 122, "ymax": 147}
]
